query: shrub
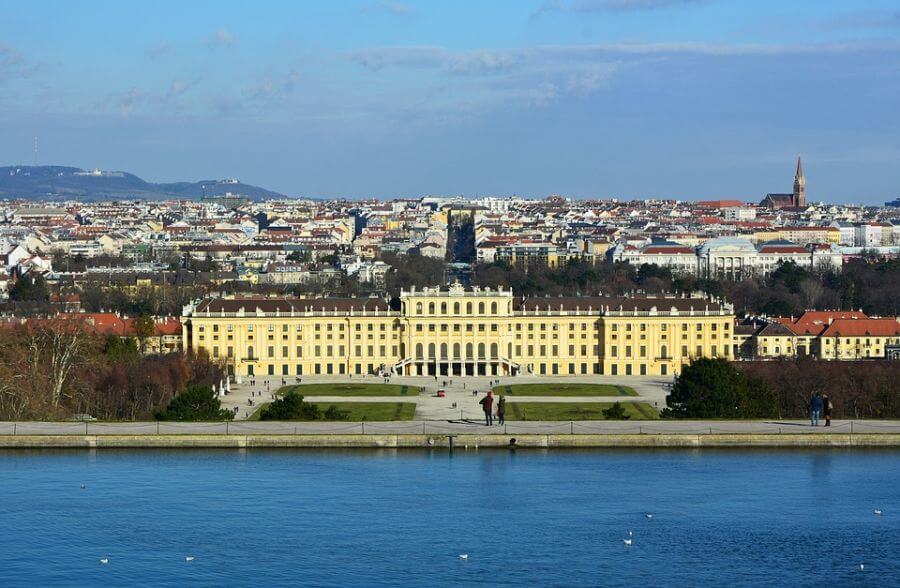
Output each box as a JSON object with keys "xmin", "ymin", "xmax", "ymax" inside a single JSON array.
[
  {"xmin": 323, "ymin": 405, "xmax": 350, "ymax": 421},
  {"xmin": 155, "ymin": 385, "xmax": 234, "ymax": 421},
  {"xmin": 602, "ymin": 402, "xmax": 630, "ymax": 420},
  {"xmin": 259, "ymin": 391, "xmax": 321, "ymax": 421}
]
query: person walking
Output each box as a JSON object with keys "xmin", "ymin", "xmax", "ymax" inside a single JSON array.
[
  {"xmin": 810, "ymin": 392, "xmax": 822, "ymax": 427},
  {"xmin": 497, "ymin": 395, "xmax": 506, "ymax": 426},
  {"xmin": 479, "ymin": 392, "xmax": 494, "ymax": 426},
  {"xmin": 823, "ymin": 394, "xmax": 833, "ymax": 427}
]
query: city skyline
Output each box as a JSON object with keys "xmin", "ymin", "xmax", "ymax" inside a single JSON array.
[{"xmin": 2, "ymin": 0, "xmax": 899, "ymax": 203}]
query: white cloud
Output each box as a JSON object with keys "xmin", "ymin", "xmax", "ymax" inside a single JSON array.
[
  {"xmin": 0, "ymin": 43, "xmax": 38, "ymax": 83},
  {"xmin": 246, "ymin": 67, "xmax": 302, "ymax": 101},
  {"xmin": 207, "ymin": 29, "xmax": 237, "ymax": 49},
  {"xmin": 100, "ymin": 78, "xmax": 197, "ymax": 115},
  {"xmin": 146, "ymin": 43, "xmax": 174, "ymax": 59}
]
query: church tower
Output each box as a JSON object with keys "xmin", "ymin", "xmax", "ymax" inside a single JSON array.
[{"xmin": 792, "ymin": 156, "xmax": 805, "ymax": 207}]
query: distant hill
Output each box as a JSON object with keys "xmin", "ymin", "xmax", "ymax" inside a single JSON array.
[{"xmin": 0, "ymin": 165, "xmax": 286, "ymax": 201}]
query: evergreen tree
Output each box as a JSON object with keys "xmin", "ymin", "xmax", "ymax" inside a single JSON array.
[
  {"xmin": 155, "ymin": 385, "xmax": 233, "ymax": 421},
  {"xmin": 665, "ymin": 358, "xmax": 778, "ymax": 419},
  {"xmin": 9, "ymin": 274, "xmax": 50, "ymax": 302}
]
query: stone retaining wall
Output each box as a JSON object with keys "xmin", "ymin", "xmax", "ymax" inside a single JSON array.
[{"xmin": 2, "ymin": 433, "xmax": 900, "ymax": 449}]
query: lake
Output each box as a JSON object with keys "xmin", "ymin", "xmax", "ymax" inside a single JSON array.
[{"xmin": 0, "ymin": 448, "xmax": 898, "ymax": 587}]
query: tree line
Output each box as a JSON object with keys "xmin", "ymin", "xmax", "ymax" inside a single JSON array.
[
  {"xmin": 666, "ymin": 357, "xmax": 900, "ymax": 419},
  {"xmin": 0, "ymin": 321, "xmax": 223, "ymax": 421},
  {"xmin": 473, "ymin": 257, "xmax": 900, "ymax": 317},
  {"xmin": 7, "ymin": 253, "xmax": 898, "ymax": 320}
]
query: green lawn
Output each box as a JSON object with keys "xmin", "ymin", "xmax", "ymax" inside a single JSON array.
[
  {"xmin": 493, "ymin": 383, "xmax": 637, "ymax": 397},
  {"xmin": 274, "ymin": 383, "xmax": 418, "ymax": 397},
  {"xmin": 250, "ymin": 402, "xmax": 417, "ymax": 421},
  {"xmin": 506, "ymin": 402, "xmax": 659, "ymax": 421}
]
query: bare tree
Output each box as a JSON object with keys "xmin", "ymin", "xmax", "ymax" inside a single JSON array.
[
  {"xmin": 27, "ymin": 321, "xmax": 87, "ymax": 408},
  {"xmin": 799, "ymin": 279, "xmax": 824, "ymax": 309}
]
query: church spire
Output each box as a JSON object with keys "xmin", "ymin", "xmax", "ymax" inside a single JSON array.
[{"xmin": 793, "ymin": 155, "xmax": 806, "ymax": 207}]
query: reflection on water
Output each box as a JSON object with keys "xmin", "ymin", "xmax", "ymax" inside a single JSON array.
[{"xmin": 0, "ymin": 448, "xmax": 898, "ymax": 587}]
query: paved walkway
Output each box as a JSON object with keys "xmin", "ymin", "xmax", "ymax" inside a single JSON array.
[
  {"xmin": 219, "ymin": 374, "xmax": 671, "ymax": 420},
  {"xmin": 2, "ymin": 420, "xmax": 898, "ymax": 436}
]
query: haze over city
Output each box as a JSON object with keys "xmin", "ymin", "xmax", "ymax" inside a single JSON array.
[{"xmin": 2, "ymin": 0, "xmax": 899, "ymax": 203}]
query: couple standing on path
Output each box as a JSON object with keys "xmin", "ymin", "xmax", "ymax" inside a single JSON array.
[
  {"xmin": 810, "ymin": 391, "xmax": 833, "ymax": 427},
  {"xmin": 479, "ymin": 392, "xmax": 505, "ymax": 426}
]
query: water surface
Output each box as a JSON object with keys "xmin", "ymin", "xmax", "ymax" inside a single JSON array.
[{"xmin": 0, "ymin": 448, "xmax": 898, "ymax": 587}]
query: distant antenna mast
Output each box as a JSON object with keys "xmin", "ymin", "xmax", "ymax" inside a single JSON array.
[{"xmin": 33, "ymin": 136, "xmax": 38, "ymax": 166}]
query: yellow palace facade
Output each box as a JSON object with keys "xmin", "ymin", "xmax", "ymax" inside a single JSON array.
[{"xmin": 182, "ymin": 284, "xmax": 734, "ymax": 380}]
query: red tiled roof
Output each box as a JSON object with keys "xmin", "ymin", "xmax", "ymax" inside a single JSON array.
[
  {"xmin": 821, "ymin": 318, "xmax": 900, "ymax": 338},
  {"xmin": 775, "ymin": 311, "xmax": 870, "ymax": 335}
]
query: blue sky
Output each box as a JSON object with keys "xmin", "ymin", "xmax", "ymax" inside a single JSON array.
[{"xmin": 1, "ymin": 0, "xmax": 899, "ymax": 203}]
